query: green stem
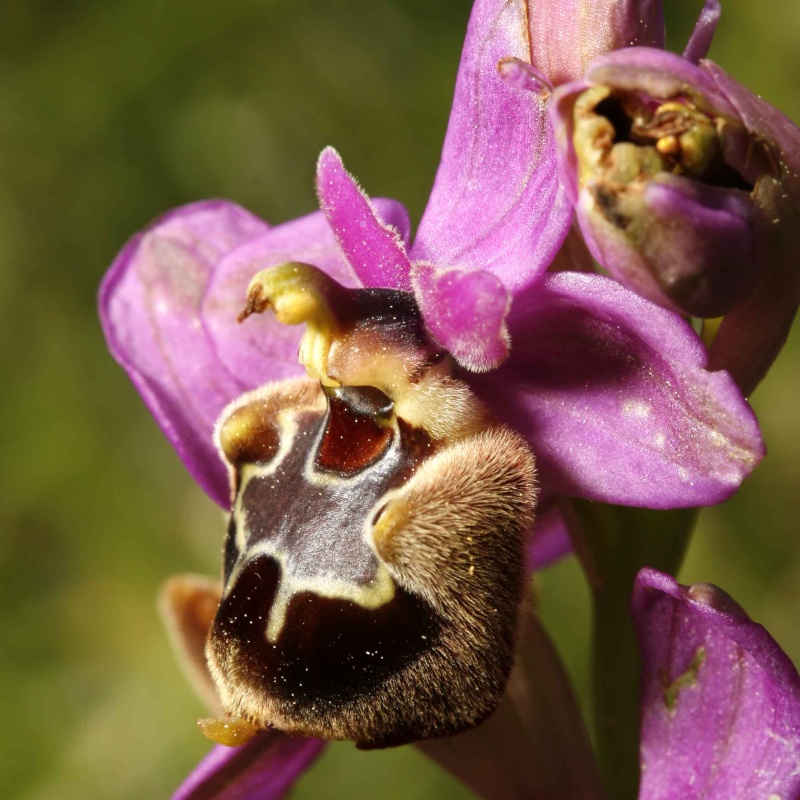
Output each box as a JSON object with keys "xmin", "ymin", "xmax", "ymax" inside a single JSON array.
[{"xmin": 564, "ymin": 501, "xmax": 698, "ymax": 800}]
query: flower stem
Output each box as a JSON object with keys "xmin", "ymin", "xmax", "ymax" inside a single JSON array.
[{"xmin": 564, "ymin": 500, "xmax": 698, "ymax": 800}]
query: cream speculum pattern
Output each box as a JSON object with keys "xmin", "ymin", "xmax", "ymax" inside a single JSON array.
[
  {"xmin": 206, "ymin": 262, "xmax": 537, "ymax": 748},
  {"xmin": 227, "ymin": 387, "xmax": 405, "ymax": 643}
]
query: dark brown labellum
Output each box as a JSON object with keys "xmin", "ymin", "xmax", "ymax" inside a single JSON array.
[{"xmin": 207, "ymin": 270, "xmax": 537, "ymax": 748}]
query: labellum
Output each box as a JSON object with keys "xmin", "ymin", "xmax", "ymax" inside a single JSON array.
[{"xmin": 203, "ymin": 262, "xmax": 537, "ymax": 749}]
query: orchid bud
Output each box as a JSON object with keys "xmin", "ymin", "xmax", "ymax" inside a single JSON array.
[
  {"xmin": 551, "ymin": 48, "xmax": 800, "ymax": 390},
  {"xmin": 551, "ymin": 48, "xmax": 781, "ymax": 319}
]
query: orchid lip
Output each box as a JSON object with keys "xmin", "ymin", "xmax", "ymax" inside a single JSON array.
[{"xmin": 203, "ymin": 262, "xmax": 537, "ymax": 748}]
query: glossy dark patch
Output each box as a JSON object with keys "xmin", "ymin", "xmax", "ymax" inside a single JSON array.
[
  {"xmin": 315, "ymin": 388, "xmax": 393, "ymax": 475},
  {"xmin": 332, "ymin": 385, "xmax": 394, "ymax": 419},
  {"xmin": 213, "ymin": 555, "xmax": 440, "ymax": 707}
]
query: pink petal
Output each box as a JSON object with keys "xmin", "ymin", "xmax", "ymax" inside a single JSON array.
[
  {"xmin": 527, "ymin": 0, "xmax": 664, "ymax": 86},
  {"xmin": 173, "ymin": 733, "xmax": 325, "ymax": 800},
  {"xmin": 99, "ymin": 200, "xmax": 270, "ymax": 508},
  {"xmin": 469, "ymin": 273, "xmax": 765, "ymax": 508},
  {"xmin": 315, "ymin": 147, "xmax": 412, "ymax": 290},
  {"xmin": 683, "ymin": 0, "xmax": 721, "ymax": 65},
  {"xmin": 634, "ymin": 568, "xmax": 800, "ymax": 800},
  {"xmin": 411, "ymin": 263, "xmax": 510, "ymax": 371},
  {"xmin": 411, "ymin": 0, "xmax": 573, "ymax": 295}
]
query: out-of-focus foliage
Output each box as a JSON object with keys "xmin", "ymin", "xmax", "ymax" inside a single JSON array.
[{"xmin": 0, "ymin": 1, "xmax": 797, "ymax": 798}]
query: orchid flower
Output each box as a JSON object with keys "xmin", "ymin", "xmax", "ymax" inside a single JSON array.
[
  {"xmin": 544, "ymin": 3, "xmax": 800, "ymax": 393},
  {"xmin": 97, "ymin": 0, "xmax": 784, "ymax": 797}
]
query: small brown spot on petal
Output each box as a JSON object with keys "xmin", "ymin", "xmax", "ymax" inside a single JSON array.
[{"xmin": 687, "ymin": 582, "xmax": 750, "ymax": 618}]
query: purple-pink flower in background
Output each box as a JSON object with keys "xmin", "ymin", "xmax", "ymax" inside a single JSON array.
[{"xmin": 633, "ymin": 568, "xmax": 800, "ymax": 800}]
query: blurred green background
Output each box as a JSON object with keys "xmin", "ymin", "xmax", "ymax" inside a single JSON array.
[{"xmin": 1, "ymin": 1, "xmax": 798, "ymax": 797}]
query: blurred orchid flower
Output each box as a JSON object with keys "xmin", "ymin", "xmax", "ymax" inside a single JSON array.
[{"xmin": 98, "ymin": 0, "xmax": 772, "ymax": 796}]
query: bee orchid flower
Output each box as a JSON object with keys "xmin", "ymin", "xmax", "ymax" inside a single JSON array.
[{"xmin": 99, "ymin": 0, "xmax": 767, "ymax": 796}]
